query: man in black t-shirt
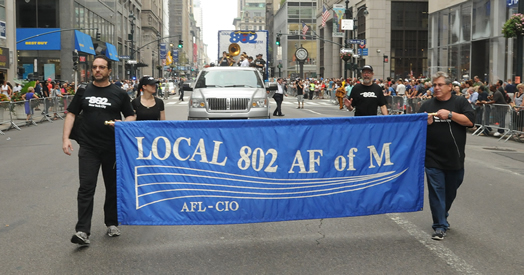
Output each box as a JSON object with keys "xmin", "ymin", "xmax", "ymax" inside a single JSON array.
[
  {"xmin": 62, "ymin": 55, "xmax": 135, "ymax": 247},
  {"xmin": 344, "ymin": 65, "xmax": 388, "ymax": 116},
  {"xmin": 255, "ymin": 54, "xmax": 266, "ymax": 80},
  {"xmin": 418, "ymin": 71, "xmax": 474, "ymax": 241}
]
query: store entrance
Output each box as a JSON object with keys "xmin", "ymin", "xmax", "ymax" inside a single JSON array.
[{"xmin": 471, "ymin": 40, "xmax": 489, "ymax": 83}]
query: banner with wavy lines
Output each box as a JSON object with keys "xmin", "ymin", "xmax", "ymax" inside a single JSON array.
[{"xmin": 115, "ymin": 115, "xmax": 427, "ymax": 225}]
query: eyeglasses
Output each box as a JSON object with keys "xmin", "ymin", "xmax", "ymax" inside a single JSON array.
[
  {"xmin": 92, "ymin": 65, "xmax": 108, "ymax": 70},
  {"xmin": 432, "ymin": 83, "xmax": 447, "ymax": 88}
]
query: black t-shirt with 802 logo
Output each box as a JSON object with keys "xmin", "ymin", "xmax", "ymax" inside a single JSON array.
[
  {"xmin": 67, "ymin": 83, "xmax": 134, "ymax": 151},
  {"xmin": 348, "ymin": 83, "xmax": 387, "ymax": 116}
]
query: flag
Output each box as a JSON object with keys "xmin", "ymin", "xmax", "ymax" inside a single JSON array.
[
  {"xmin": 321, "ymin": 5, "xmax": 330, "ymax": 27},
  {"xmin": 302, "ymin": 22, "xmax": 309, "ymax": 40}
]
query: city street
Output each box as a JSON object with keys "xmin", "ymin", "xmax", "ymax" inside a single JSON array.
[{"xmin": 1, "ymin": 94, "xmax": 524, "ymax": 274}]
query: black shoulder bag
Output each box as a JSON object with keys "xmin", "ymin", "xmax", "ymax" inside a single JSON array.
[{"xmin": 69, "ymin": 84, "xmax": 87, "ymax": 142}]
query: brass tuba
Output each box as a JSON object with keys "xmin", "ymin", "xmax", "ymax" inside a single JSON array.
[{"xmin": 228, "ymin": 43, "xmax": 241, "ymax": 57}]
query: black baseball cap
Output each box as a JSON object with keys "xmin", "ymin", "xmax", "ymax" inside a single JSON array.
[
  {"xmin": 361, "ymin": 65, "xmax": 373, "ymax": 72},
  {"xmin": 139, "ymin": 76, "xmax": 159, "ymax": 86}
]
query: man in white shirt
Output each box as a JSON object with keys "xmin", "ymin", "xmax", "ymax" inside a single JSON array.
[
  {"xmin": 396, "ymin": 79, "xmax": 406, "ymax": 96},
  {"xmin": 272, "ymin": 78, "xmax": 287, "ymax": 117}
]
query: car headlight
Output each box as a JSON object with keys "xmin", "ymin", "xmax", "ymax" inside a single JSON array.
[
  {"xmin": 190, "ymin": 98, "xmax": 205, "ymax": 108},
  {"xmin": 252, "ymin": 98, "xmax": 267, "ymax": 108}
]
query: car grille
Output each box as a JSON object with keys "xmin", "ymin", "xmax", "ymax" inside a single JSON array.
[{"xmin": 207, "ymin": 98, "xmax": 250, "ymax": 110}]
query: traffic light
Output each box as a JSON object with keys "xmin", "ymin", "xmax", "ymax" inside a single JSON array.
[
  {"xmin": 178, "ymin": 40, "xmax": 183, "ymax": 48},
  {"xmin": 72, "ymin": 50, "xmax": 79, "ymax": 71},
  {"xmin": 276, "ymin": 35, "xmax": 281, "ymax": 46},
  {"xmin": 383, "ymin": 55, "xmax": 388, "ymax": 63},
  {"xmin": 96, "ymin": 32, "xmax": 101, "ymax": 41}
]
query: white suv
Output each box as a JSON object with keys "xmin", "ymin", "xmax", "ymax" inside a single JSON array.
[{"xmin": 183, "ymin": 67, "xmax": 275, "ymax": 120}]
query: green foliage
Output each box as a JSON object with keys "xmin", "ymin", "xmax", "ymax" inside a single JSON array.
[{"xmin": 502, "ymin": 13, "xmax": 524, "ymax": 38}]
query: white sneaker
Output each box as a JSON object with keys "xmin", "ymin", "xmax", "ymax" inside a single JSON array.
[
  {"xmin": 493, "ymin": 132, "xmax": 502, "ymax": 137},
  {"xmin": 107, "ymin": 225, "xmax": 121, "ymax": 237}
]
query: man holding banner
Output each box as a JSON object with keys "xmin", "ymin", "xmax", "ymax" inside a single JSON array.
[
  {"xmin": 418, "ymin": 71, "xmax": 474, "ymax": 240},
  {"xmin": 62, "ymin": 55, "xmax": 136, "ymax": 247}
]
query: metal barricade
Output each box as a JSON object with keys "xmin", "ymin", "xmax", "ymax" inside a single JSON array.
[
  {"xmin": 53, "ymin": 96, "xmax": 67, "ymax": 119},
  {"xmin": 0, "ymin": 101, "xmax": 10, "ymax": 134},
  {"xmin": 509, "ymin": 106, "xmax": 524, "ymax": 142},
  {"xmin": 9, "ymin": 101, "xmax": 33, "ymax": 129},
  {"xmin": 473, "ymin": 104, "xmax": 512, "ymax": 141},
  {"xmin": 390, "ymin": 96, "xmax": 404, "ymax": 115}
]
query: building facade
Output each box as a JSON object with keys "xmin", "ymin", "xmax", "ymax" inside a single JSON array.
[
  {"xmin": 428, "ymin": 0, "xmax": 517, "ymax": 83},
  {"xmin": 0, "ymin": 0, "xmax": 16, "ymax": 83},
  {"xmin": 14, "ymin": 0, "xmax": 163, "ymax": 82},
  {"xmin": 314, "ymin": 0, "xmax": 428, "ymax": 80},
  {"xmin": 273, "ymin": 0, "xmax": 319, "ymax": 79}
]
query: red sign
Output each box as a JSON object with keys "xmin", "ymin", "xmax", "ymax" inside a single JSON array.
[{"xmin": 79, "ymin": 56, "xmax": 86, "ymax": 63}]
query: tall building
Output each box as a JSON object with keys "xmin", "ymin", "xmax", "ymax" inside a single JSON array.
[
  {"xmin": 141, "ymin": 0, "xmax": 164, "ymax": 77},
  {"xmin": 234, "ymin": 0, "xmax": 267, "ymax": 30},
  {"xmin": 428, "ymin": 0, "xmax": 516, "ymax": 83},
  {"xmin": 313, "ymin": 0, "xmax": 428, "ymax": 80},
  {"xmin": 168, "ymin": 0, "xmax": 204, "ymax": 77},
  {"xmin": 13, "ymin": 0, "xmax": 171, "ymax": 82},
  {"xmin": 272, "ymin": 0, "xmax": 319, "ymax": 79},
  {"xmin": 0, "ymin": 1, "xmax": 16, "ymax": 82}
]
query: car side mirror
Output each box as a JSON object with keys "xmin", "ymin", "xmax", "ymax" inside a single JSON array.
[{"xmin": 183, "ymin": 83, "xmax": 193, "ymax": 91}]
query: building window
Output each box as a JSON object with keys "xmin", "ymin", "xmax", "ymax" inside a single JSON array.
[{"xmin": 390, "ymin": 1, "xmax": 428, "ymax": 79}]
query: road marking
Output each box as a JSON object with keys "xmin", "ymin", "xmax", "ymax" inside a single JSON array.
[
  {"xmin": 305, "ymin": 109, "xmax": 323, "ymax": 115},
  {"xmin": 388, "ymin": 213, "xmax": 481, "ymax": 275}
]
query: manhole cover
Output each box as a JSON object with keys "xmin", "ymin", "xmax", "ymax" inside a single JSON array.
[{"xmin": 483, "ymin": 147, "xmax": 517, "ymax": 152}]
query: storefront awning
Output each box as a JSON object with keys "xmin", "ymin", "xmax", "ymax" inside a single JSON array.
[
  {"xmin": 74, "ymin": 30, "xmax": 95, "ymax": 55},
  {"xmin": 105, "ymin": 43, "xmax": 119, "ymax": 61}
]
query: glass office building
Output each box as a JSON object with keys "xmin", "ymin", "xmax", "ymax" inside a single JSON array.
[{"xmin": 429, "ymin": 0, "xmax": 517, "ymax": 83}]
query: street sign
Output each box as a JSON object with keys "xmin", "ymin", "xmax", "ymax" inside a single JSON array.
[
  {"xmin": 349, "ymin": 39, "xmax": 361, "ymax": 44},
  {"xmin": 120, "ymin": 55, "xmax": 130, "ymax": 60},
  {"xmin": 127, "ymin": 60, "xmax": 137, "ymax": 64},
  {"xmin": 357, "ymin": 49, "xmax": 368, "ymax": 56},
  {"xmin": 341, "ymin": 19, "xmax": 354, "ymax": 30}
]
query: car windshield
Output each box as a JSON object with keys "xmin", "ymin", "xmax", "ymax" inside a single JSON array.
[{"xmin": 194, "ymin": 70, "xmax": 264, "ymax": 89}]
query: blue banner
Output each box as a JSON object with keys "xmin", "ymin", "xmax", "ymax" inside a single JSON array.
[
  {"xmin": 115, "ymin": 115, "xmax": 427, "ymax": 225},
  {"xmin": 16, "ymin": 28, "xmax": 61, "ymax": 50},
  {"xmin": 160, "ymin": 43, "xmax": 167, "ymax": 59}
]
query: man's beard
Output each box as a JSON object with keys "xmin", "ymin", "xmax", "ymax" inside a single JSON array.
[{"xmin": 363, "ymin": 77, "xmax": 372, "ymax": 85}]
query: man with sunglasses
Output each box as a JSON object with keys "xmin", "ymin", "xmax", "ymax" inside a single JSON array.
[
  {"xmin": 62, "ymin": 55, "xmax": 136, "ymax": 247},
  {"xmin": 418, "ymin": 71, "xmax": 474, "ymax": 241},
  {"xmin": 344, "ymin": 65, "xmax": 388, "ymax": 116}
]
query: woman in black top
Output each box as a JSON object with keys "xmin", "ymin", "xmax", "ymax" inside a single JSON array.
[{"xmin": 132, "ymin": 76, "xmax": 165, "ymax": 120}]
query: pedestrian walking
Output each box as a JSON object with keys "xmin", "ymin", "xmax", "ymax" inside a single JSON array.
[
  {"xmin": 270, "ymin": 77, "xmax": 287, "ymax": 116},
  {"xmin": 418, "ymin": 71, "xmax": 474, "ymax": 240},
  {"xmin": 178, "ymin": 77, "xmax": 185, "ymax": 101},
  {"xmin": 62, "ymin": 55, "xmax": 136, "ymax": 247}
]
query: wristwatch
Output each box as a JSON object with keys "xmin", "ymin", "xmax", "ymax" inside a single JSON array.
[{"xmin": 448, "ymin": 111, "xmax": 452, "ymax": 119}]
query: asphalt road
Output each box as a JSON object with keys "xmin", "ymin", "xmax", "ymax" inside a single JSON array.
[{"xmin": 1, "ymin": 93, "xmax": 524, "ymax": 274}]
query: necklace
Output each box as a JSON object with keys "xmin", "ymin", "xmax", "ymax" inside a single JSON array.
[{"xmin": 141, "ymin": 96, "xmax": 156, "ymax": 109}]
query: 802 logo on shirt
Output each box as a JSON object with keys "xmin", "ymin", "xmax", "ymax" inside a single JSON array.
[{"xmin": 86, "ymin": 96, "xmax": 112, "ymax": 108}]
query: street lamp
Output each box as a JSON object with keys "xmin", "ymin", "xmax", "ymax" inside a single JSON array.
[
  {"xmin": 129, "ymin": 12, "xmax": 136, "ymax": 79},
  {"xmin": 351, "ymin": 6, "xmax": 368, "ymax": 79}
]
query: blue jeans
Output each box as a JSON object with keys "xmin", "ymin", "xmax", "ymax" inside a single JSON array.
[{"xmin": 425, "ymin": 167, "xmax": 464, "ymax": 231}]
